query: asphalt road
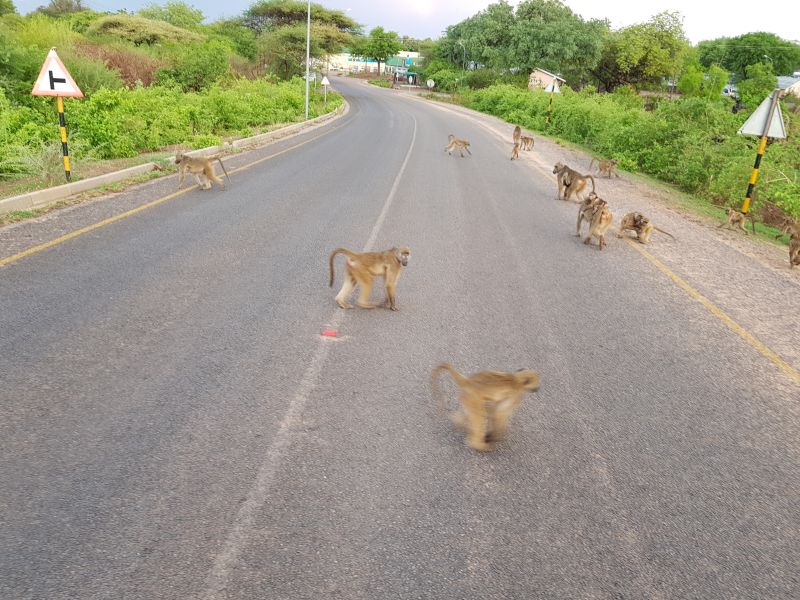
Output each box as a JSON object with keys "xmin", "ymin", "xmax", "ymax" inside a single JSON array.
[{"xmin": 1, "ymin": 77, "xmax": 798, "ymax": 600}]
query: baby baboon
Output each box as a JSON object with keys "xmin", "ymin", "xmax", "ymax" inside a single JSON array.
[
  {"xmin": 617, "ymin": 212, "xmax": 675, "ymax": 244},
  {"xmin": 583, "ymin": 193, "xmax": 613, "ymax": 249},
  {"xmin": 553, "ymin": 162, "xmax": 595, "ymax": 202},
  {"xmin": 328, "ymin": 246, "xmax": 410, "ymax": 311},
  {"xmin": 175, "ymin": 153, "xmax": 230, "ymax": 190},
  {"xmin": 520, "ymin": 135, "xmax": 534, "ymax": 151},
  {"xmin": 718, "ymin": 208, "xmax": 750, "ymax": 235},
  {"xmin": 512, "ymin": 125, "xmax": 521, "ymax": 145},
  {"xmin": 510, "ymin": 142, "xmax": 520, "ymax": 160},
  {"xmin": 445, "ymin": 134, "xmax": 471, "ymax": 157},
  {"xmin": 432, "ymin": 363, "xmax": 540, "ymax": 452},
  {"xmin": 575, "ymin": 191, "xmax": 602, "ymax": 237},
  {"xmin": 589, "ymin": 158, "xmax": 620, "ymax": 178}
]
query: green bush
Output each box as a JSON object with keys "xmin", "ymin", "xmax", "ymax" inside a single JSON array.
[
  {"xmin": 463, "ymin": 83, "xmax": 800, "ymax": 218},
  {"xmin": 154, "ymin": 39, "xmax": 231, "ymax": 92}
]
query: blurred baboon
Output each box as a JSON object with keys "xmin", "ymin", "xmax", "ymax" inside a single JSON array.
[
  {"xmin": 589, "ymin": 158, "xmax": 620, "ymax": 178},
  {"xmin": 432, "ymin": 363, "xmax": 540, "ymax": 451},
  {"xmin": 175, "ymin": 153, "xmax": 229, "ymax": 190},
  {"xmin": 718, "ymin": 208, "xmax": 750, "ymax": 235},
  {"xmin": 445, "ymin": 134, "xmax": 471, "ymax": 157},
  {"xmin": 328, "ymin": 246, "xmax": 410, "ymax": 310}
]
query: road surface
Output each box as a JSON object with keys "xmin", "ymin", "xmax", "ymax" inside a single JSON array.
[{"xmin": 1, "ymin": 76, "xmax": 798, "ymax": 599}]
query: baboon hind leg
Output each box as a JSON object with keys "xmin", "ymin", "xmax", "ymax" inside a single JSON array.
[
  {"xmin": 335, "ymin": 275, "xmax": 357, "ymax": 309},
  {"xmin": 466, "ymin": 406, "xmax": 492, "ymax": 451},
  {"xmin": 355, "ymin": 273, "xmax": 376, "ymax": 309}
]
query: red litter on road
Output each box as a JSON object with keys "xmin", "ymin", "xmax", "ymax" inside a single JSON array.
[{"xmin": 321, "ymin": 330, "xmax": 338, "ymax": 337}]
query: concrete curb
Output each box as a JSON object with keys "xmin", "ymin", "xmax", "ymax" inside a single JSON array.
[{"xmin": 0, "ymin": 101, "xmax": 348, "ymax": 217}]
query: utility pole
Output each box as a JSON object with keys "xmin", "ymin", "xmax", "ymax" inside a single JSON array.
[{"xmin": 304, "ymin": 0, "xmax": 311, "ymax": 120}]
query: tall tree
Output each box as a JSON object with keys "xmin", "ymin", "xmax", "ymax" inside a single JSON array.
[
  {"xmin": 361, "ymin": 26, "xmax": 402, "ymax": 76},
  {"xmin": 244, "ymin": 0, "xmax": 359, "ymax": 35},
  {"xmin": 36, "ymin": 0, "xmax": 86, "ymax": 16},
  {"xmin": 737, "ymin": 62, "xmax": 776, "ymax": 108},
  {"xmin": 722, "ymin": 32, "xmax": 800, "ymax": 78},
  {"xmin": 593, "ymin": 11, "xmax": 689, "ymax": 91},
  {"xmin": 438, "ymin": 0, "xmax": 607, "ymax": 87},
  {"xmin": 0, "ymin": 0, "xmax": 17, "ymax": 16}
]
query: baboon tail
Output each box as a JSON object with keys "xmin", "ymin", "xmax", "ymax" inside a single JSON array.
[
  {"xmin": 215, "ymin": 157, "xmax": 230, "ymax": 180},
  {"xmin": 588, "ymin": 175, "xmax": 596, "ymax": 192},
  {"xmin": 328, "ymin": 248, "xmax": 353, "ymax": 287},
  {"xmin": 432, "ymin": 363, "xmax": 469, "ymax": 415},
  {"xmin": 589, "ymin": 158, "xmax": 597, "ymax": 170},
  {"xmin": 654, "ymin": 226, "xmax": 675, "ymax": 239}
]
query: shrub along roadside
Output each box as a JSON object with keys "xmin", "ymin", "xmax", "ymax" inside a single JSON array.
[
  {"xmin": 1, "ymin": 77, "xmax": 342, "ymax": 180},
  {"xmin": 458, "ymin": 84, "xmax": 799, "ymax": 221}
]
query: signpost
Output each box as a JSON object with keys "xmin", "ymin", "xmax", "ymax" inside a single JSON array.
[
  {"xmin": 321, "ymin": 75, "xmax": 330, "ymax": 106},
  {"xmin": 32, "ymin": 48, "xmax": 83, "ymax": 182},
  {"xmin": 736, "ymin": 89, "xmax": 786, "ymax": 215}
]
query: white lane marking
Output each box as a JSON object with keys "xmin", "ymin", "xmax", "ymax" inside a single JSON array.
[{"xmin": 203, "ymin": 116, "xmax": 418, "ymax": 600}]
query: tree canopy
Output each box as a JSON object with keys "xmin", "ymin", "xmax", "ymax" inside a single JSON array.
[
  {"xmin": 244, "ymin": 0, "xmax": 360, "ymax": 35},
  {"xmin": 697, "ymin": 32, "xmax": 800, "ymax": 78},
  {"xmin": 437, "ymin": 0, "xmax": 608, "ymax": 87},
  {"xmin": 138, "ymin": 1, "xmax": 205, "ymax": 30},
  {"xmin": 0, "ymin": 0, "xmax": 17, "ymax": 16},
  {"xmin": 593, "ymin": 11, "xmax": 689, "ymax": 91},
  {"xmin": 356, "ymin": 26, "xmax": 402, "ymax": 75}
]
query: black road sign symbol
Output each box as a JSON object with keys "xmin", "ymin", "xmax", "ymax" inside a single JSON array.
[{"xmin": 48, "ymin": 70, "xmax": 66, "ymax": 90}]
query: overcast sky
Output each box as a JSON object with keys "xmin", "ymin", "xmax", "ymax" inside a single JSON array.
[{"xmin": 13, "ymin": 0, "xmax": 800, "ymax": 45}]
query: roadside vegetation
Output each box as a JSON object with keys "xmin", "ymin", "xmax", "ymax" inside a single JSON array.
[
  {"xmin": 418, "ymin": 0, "xmax": 800, "ymax": 224},
  {"xmin": 0, "ymin": 0, "xmax": 348, "ymax": 192}
]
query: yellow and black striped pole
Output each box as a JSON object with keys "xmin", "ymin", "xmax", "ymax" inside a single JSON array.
[
  {"xmin": 741, "ymin": 89, "xmax": 781, "ymax": 215},
  {"xmin": 56, "ymin": 96, "xmax": 71, "ymax": 182},
  {"xmin": 545, "ymin": 90, "xmax": 554, "ymax": 127}
]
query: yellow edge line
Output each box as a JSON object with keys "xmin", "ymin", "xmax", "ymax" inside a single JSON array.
[
  {"xmin": 625, "ymin": 238, "xmax": 800, "ymax": 385},
  {"xmin": 0, "ymin": 122, "xmax": 345, "ymax": 269}
]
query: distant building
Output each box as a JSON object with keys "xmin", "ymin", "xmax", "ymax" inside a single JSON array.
[
  {"xmin": 777, "ymin": 76, "xmax": 800, "ymax": 97},
  {"xmin": 328, "ymin": 50, "xmax": 421, "ymax": 76},
  {"xmin": 528, "ymin": 68, "xmax": 566, "ymax": 91}
]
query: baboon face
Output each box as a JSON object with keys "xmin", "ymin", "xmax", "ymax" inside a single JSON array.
[
  {"xmin": 175, "ymin": 153, "xmax": 185, "ymax": 164},
  {"xmin": 516, "ymin": 369, "xmax": 541, "ymax": 391},
  {"xmin": 396, "ymin": 247, "xmax": 411, "ymax": 266},
  {"xmin": 553, "ymin": 162, "xmax": 564, "ymax": 174}
]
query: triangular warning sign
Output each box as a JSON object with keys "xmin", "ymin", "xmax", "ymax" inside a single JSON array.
[
  {"xmin": 737, "ymin": 93, "xmax": 786, "ymax": 138},
  {"xmin": 32, "ymin": 48, "xmax": 83, "ymax": 98}
]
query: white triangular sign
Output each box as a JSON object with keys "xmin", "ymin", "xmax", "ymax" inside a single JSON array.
[
  {"xmin": 737, "ymin": 93, "xmax": 786, "ymax": 138},
  {"xmin": 32, "ymin": 48, "xmax": 84, "ymax": 98},
  {"xmin": 544, "ymin": 81, "xmax": 560, "ymax": 93},
  {"xmin": 321, "ymin": 76, "xmax": 330, "ymax": 86}
]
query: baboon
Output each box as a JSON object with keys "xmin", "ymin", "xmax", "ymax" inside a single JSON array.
[
  {"xmin": 718, "ymin": 208, "xmax": 750, "ymax": 235},
  {"xmin": 432, "ymin": 363, "xmax": 540, "ymax": 452},
  {"xmin": 553, "ymin": 162, "xmax": 596, "ymax": 202},
  {"xmin": 445, "ymin": 134, "xmax": 471, "ymax": 157},
  {"xmin": 175, "ymin": 153, "xmax": 230, "ymax": 190},
  {"xmin": 575, "ymin": 191, "xmax": 603, "ymax": 237},
  {"xmin": 617, "ymin": 212, "xmax": 675, "ymax": 244},
  {"xmin": 510, "ymin": 142, "xmax": 520, "ymax": 160},
  {"xmin": 512, "ymin": 125, "xmax": 521, "ymax": 145},
  {"xmin": 583, "ymin": 193, "xmax": 613, "ymax": 249},
  {"xmin": 589, "ymin": 158, "xmax": 620, "ymax": 178},
  {"xmin": 520, "ymin": 135, "xmax": 534, "ymax": 151},
  {"xmin": 328, "ymin": 246, "xmax": 410, "ymax": 311},
  {"xmin": 780, "ymin": 222, "xmax": 800, "ymax": 268},
  {"xmin": 774, "ymin": 221, "xmax": 799, "ymax": 240}
]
